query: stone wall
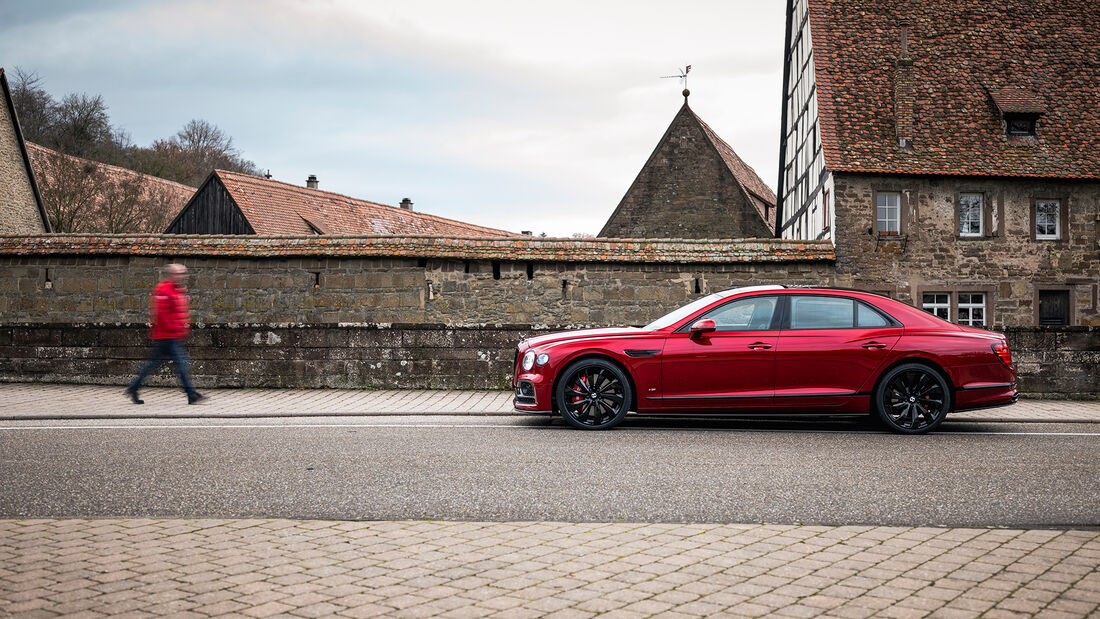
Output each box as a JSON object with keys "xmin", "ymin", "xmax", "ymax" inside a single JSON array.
[
  {"xmin": 0, "ymin": 72, "xmax": 46, "ymax": 234},
  {"xmin": 0, "ymin": 323, "xmax": 1094, "ymax": 398},
  {"xmin": 0, "ymin": 236, "xmax": 835, "ymax": 327},
  {"xmin": 831, "ymin": 173, "xmax": 1100, "ymax": 326}
]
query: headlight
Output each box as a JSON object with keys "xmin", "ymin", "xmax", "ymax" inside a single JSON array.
[
  {"xmin": 522, "ymin": 351, "xmax": 535, "ymax": 371},
  {"xmin": 536, "ymin": 353, "xmax": 550, "ymax": 366}
]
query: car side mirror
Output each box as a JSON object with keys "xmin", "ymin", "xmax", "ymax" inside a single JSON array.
[{"xmin": 689, "ymin": 318, "xmax": 717, "ymax": 339}]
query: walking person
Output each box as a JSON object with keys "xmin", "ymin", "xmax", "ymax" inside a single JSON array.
[{"xmin": 125, "ymin": 263, "xmax": 205, "ymax": 405}]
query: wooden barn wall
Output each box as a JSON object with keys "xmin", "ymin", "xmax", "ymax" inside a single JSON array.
[{"xmin": 165, "ymin": 177, "xmax": 253, "ymax": 234}]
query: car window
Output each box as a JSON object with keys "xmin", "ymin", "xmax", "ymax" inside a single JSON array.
[
  {"xmin": 857, "ymin": 302, "xmax": 891, "ymax": 327},
  {"xmin": 698, "ymin": 296, "xmax": 778, "ymax": 332},
  {"xmin": 790, "ymin": 296, "xmax": 855, "ymax": 329}
]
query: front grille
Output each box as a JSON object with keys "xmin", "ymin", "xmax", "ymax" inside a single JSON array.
[{"xmin": 514, "ymin": 380, "xmax": 536, "ymax": 405}]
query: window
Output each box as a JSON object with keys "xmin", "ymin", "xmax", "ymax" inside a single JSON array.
[
  {"xmin": 922, "ymin": 293, "xmax": 950, "ymax": 321},
  {"xmin": 1005, "ymin": 115, "xmax": 1036, "ymax": 137},
  {"xmin": 790, "ymin": 296, "xmax": 854, "ymax": 329},
  {"xmin": 1035, "ymin": 199, "xmax": 1060, "ymax": 240},
  {"xmin": 958, "ymin": 193, "xmax": 984, "ymax": 237},
  {"xmin": 822, "ymin": 188, "xmax": 831, "ymax": 231},
  {"xmin": 698, "ymin": 296, "xmax": 778, "ymax": 332},
  {"xmin": 1038, "ymin": 290, "xmax": 1070, "ymax": 326},
  {"xmin": 957, "ymin": 293, "xmax": 986, "ymax": 326},
  {"xmin": 876, "ymin": 191, "xmax": 901, "ymax": 235},
  {"xmin": 857, "ymin": 303, "xmax": 891, "ymax": 327}
]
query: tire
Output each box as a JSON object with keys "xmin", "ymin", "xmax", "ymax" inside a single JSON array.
[
  {"xmin": 874, "ymin": 363, "xmax": 952, "ymax": 434},
  {"xmin": 554, "ymin": 358, "xmax": 632, "ymax": 430}
]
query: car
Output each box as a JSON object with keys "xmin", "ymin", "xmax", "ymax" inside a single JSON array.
[{"xmin": 512, "ymin": 285, "xmax": 1017, "ymax": 434}]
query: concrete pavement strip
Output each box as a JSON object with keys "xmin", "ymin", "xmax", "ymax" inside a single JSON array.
[
  {"xmin": 0, "ymin": 519, "xmax": 1097, "ymax": 618},
  {"xmin": 1, "ymin": 382, "xmax": 1098, "ymax": 422}
]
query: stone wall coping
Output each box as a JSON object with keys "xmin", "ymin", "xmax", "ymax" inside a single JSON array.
[{"xmin": 0, "ymin": 234, "xmax": 836, "ymax": 264}]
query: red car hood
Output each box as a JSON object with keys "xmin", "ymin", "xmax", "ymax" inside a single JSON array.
[{"xmin": 522, "ymin": 327, "xmax": 647, "ymax": 348}]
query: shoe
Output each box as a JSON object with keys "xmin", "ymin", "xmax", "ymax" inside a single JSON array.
[
  {"xmin": 126, "ymin": 388, "xmax": 143, "ymax": 405},
  {"xmin": 188, "ymin": 392, "xmax": 206, "ymax": 405}
]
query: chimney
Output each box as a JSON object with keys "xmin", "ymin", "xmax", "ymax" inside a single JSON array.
[
  {"xmin": 894, "ymin": 26, "xmax": 915, "ymax": 150},
  {"xmin": 306, "ymin": 175, "xmax": 318, "ymax": 189},
  {"xmin": 399, "ymin": 198, "xmax": 414, "ymax": 210}
]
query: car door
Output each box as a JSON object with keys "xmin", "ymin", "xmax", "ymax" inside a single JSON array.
[
  {"xmin": 773, "ymin": 294, "xmax": 901, "ymax": 409},
  {"xmin": 657, "ymin": 295, "xmax": 779, "ymax": 410}
]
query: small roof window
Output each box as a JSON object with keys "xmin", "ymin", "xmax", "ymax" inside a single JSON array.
[{"xmin": 989, "ymin": 87, "xmax": 1045, "ymax": 138}]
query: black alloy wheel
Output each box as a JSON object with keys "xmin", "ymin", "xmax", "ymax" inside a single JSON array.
[
  {"xmin": 555, "ymin": 358, "xmax": 632, "ymax": 430},
  {"xmin": 874, "ymin": 363, "xmax": 952, "ymax": 434}
]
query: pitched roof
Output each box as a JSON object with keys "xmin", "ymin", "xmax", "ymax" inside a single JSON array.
[
  {"xmin": 0, "ymin": 68, "xmax": 50, "ymax": 232},
  {"xmin": 212, "ymin": 170, "xmax": 516, "ymax": 237},
  {"xmin": 26, "ymin": 142, "xmax": 195, "ymax": 231},
  {"xmin": 807, "ymin": 0, "xmax": 1100, "ymax": 179},
  {"xmin": 0, "ymin": 234, "xmax": 835, "ymax": 264},
  {"xmin": 691, "ymin": 107, "xmax": 777, "ymax": 228},
  {"xmin": 599, "ymin": 101, "xmax": 777, "ymax": 238}
]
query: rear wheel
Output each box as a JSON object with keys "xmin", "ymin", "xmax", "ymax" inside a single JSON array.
[
  {"xmin": 874, "ymin": 363, "xmax": 951, "ymax": 434},
  {"xmin": 555, "ymin": 359, "xmax": 632, "ymax": 430}
]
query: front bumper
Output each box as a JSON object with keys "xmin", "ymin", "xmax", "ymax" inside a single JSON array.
[{"xmin": 513, "ymin": 372, "xmax": 553, "ymax": 413}]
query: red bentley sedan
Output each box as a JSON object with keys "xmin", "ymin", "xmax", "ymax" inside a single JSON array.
[{"xmin": 512, "ymin": 286, "xmax": 1017, "ymax": 433}]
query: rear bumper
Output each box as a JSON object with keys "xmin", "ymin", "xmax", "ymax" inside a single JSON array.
[{"xmin": 955, "ymin": 382, "xmax": 1018, "ymax": 411}]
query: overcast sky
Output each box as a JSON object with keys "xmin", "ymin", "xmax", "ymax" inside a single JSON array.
[{"xmin": 1, "ymin": 0, "xmax": 786, "ymax": 236}]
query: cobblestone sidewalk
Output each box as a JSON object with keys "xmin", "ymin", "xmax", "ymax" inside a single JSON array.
[
  {"xmin": 1, "ymin": 519, "xmax": 1098, "ymax": 618},
  {"xmin": 2, "ymin": 383, "xmax": 1099, "ymax": 422}
]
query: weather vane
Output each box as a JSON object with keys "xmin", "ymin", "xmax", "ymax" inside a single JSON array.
[{"xmin": 661, "ymin": 65, "xmax": 692, "ymax": 98}]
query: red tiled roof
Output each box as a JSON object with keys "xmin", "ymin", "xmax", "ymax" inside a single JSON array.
[
  {"xmin": 807, "ymin": 0, "xmax": 1100, "ymax": 179},
  {"xmin": 692, "ymin": 108, "xmax": 777, "ymax": 231},
  {"xmin": 214, "ymin": 170, "xmax": 516, "ymax": 237},
  {"xmin": 0, "ymin": 234, "xmax": 835, "ymax": 263},
  {"xmin": 26, "ymin": 142, "xmax": 196, "ymax": 230}
]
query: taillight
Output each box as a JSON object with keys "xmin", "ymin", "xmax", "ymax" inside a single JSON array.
[{"xmin": 992, "ymin": 342, "xmax": 1013, "ymax": 366}]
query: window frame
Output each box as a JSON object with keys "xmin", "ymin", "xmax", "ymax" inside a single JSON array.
[
  {"xmin": 915, "ymin": 287, "xmax": 997, "ymax": 326},
  {"xmin": 781, "ymin": 294, "xmax": 902, "ymax": 331},
  {"xmin": 1004, "ymin": 114, "xmax": 1038, "ymax": 137},
  {"xmin": 921, "ymin": 292, "xmax": 952, "ymax": 322},
  {"xmin": 956, "ymin": 191, "xmax": 990, "ymax": 239},
  {"xmin": 1030, "ymin": 197, "xmax": 1067, "ymax": 242},
  {"xmin": 956, "ymin": 292, "xmax": 987, "ymax": 327},
  {"xmin": 873, "ymin": 190, "xmax": 904, "ymax": 236}
]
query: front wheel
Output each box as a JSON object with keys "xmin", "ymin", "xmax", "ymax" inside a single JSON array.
[
  {"xmin": 554, "ymin": 359, "xmax": 632, "ymax": 430},
  {"xmin": 874, "ymin": 363, "xmax": 951, "ymax": 434}
]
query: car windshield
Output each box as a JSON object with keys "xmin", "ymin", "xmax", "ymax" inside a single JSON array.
[{"xmin": 643, "ymin": 285, "xmax": 786, "ymax": 331}]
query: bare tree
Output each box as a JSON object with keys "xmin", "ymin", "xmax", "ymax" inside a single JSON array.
[
  {"xmin": 8, "ymin": 67, "xmax": 56, "ymax": 144},
  {"xmin": 31, "ymin": 147, "xmax": 173, "ymax": 233}
]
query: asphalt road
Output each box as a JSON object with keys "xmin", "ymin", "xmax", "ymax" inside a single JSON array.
[{"xmin": 1, "ymin": 415, "xmax": 1098, "ymax": 527}]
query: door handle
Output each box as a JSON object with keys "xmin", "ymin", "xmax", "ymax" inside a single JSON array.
[
  {"xmin": 748, "ymin": 342, "xmax": 773, "ymax": 350},
  {"xmin": 862, "ymin": 341, "xmax": 887, "ymax": 350}
]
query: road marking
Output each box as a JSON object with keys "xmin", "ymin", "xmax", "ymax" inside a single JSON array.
[{"xmin": 0, "ymin": 423, "xmax": 1098, "ymax": 436}]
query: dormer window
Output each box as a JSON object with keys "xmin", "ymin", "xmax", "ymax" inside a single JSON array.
[
  {"xmin": 989, "ymin": 87, "xmax": 1045, "ymax": 139},
  {"xmin": 1005, "ymin": 114, "xmax": 1037, "ymax": 137}
]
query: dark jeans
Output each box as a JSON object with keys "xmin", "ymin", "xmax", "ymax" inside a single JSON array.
[{"xmin": 128, "ymin": 338, "xmax": 197, "ymax": 396}]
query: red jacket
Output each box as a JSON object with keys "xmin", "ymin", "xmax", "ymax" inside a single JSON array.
[{"xmin": 149, "ymin": 280, "xmax": 190, "ymax": 340}]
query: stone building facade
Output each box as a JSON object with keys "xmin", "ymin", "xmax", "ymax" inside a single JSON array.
[
  {"xmin": 776, "ymin": 0, "xmax": 1100, "ymax": 327},
  {"xmin": 0, "ymin": 68, "xmax": 49, "ymax": 233},
  {"xmin": 600, "ymin": 98, "xmax": 775, "ymax": 239}
]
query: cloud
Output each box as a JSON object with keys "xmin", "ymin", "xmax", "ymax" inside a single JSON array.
[{"xmin": 0, "ymin": 0, "xmax": 785, "ymax": 236}]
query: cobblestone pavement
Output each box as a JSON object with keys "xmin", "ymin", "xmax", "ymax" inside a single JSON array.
[
  {"xmin": 1, "ymin": 383, "xmax": 1098, "ymax": 421},
  {"xmin": 1, "ymin": 519, "xmax": 1097, "ymax": 618}
]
